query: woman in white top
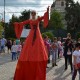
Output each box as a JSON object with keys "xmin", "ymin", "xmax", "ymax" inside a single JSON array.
[
  {"xmin": 11, "ymin": 41, "xmax": 17, "ymax": 60},
  {"xmin": 72, "ymin": 43, "xmax": 80, "ymax": 80}
]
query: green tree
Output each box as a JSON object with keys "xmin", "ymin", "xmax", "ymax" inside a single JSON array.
[
  {"xmin": 42, "ymin": 31, "xmax": 54, "ymax": 40},
  {"xmin": 5, "ymin": 10, "xmax": 30, "ymax": 38},
  {"xmin": 65, "ymin": 0, "xmax": 80, "ymax": 38},
  {"xmin": 50, "ymin": 10, "xmax": 64, "ymax": 29},
  {"xmin": 5, "ymin": 15, "xmax": 19, "ymax": 39},
  {"xmin": 0, "ymin": 22, "xmax": 4, "ymax": 37},
  {"xmin": 50, "ymin": 10, "xmax": 64, "ymax": 37},
  {"xmin": 19, "ymin": 10, "xmax": 30, "ymax": 21}
]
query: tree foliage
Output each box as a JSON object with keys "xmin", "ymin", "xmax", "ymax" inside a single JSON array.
[
  {"xmin": 5, "ymin": 10, "xmax": 30, "ymax": 39},
  {"xmin": 0, "ymin": 22, "xmax": 4, "ymax": 37},
  {"xmin": 50, "ymin": 10, "xmax": 64, "ymax": 29},
  {"xmin": 65, "ymin": 0, "xmax": 80, "ymax": 38},
  {"xmin": 42, "ymin": 31, "xmax": 54, "ymax": 40}
]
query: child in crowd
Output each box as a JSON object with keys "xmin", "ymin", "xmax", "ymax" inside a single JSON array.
[
  {"xmin": 17, "ymin": 42, "xmax": 22, "ymax": 59},
  {"xmin": 72, "ymin": 43, "xmax": 80, "ymax": 80},
  {"xmin": 52, "ymin": 37, "xmax": 58, "ymax": 67},
  {"xmin": 11, "ymin": 41, "xmax": 17, "ymax": 60},
  {"xmin": 58, "ymin": 37, "xmax": 63, "ymax": 58}
]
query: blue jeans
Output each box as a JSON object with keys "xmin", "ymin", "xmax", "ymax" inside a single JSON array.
[
  {"xmin": 1, "ymin": 45, "xmax": 5, "ymax": 52},
  {"xmin": 12, "ymin": 52, "xmax": 16, "ymax": 60},
  {"xmin": 52, "ymin": 50, "xmax": 58, "ymax": 64},
  {"xmin": 72, "ymin": 66, "xmax": 80, "ymax": 80}
]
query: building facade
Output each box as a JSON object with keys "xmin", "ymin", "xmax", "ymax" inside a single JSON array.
[{"xmin": 51, "ymin": 0, "xmax": 66, "ymax": 13}]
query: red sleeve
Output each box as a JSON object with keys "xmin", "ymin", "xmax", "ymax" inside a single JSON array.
[
  {"xmin": 38, "ymin": 7, "xmax": 49, "ymax": 28},
  {"xmin": 43, "ymin": 7, "xmax": 49, "ymax": 28},
  {"xmin": 14, "ymin": 20, "xmax": 29, "ymax": 39},
  {"xmin": 38, "ymin": 16, "xmax": 44, "ymax": 21}
]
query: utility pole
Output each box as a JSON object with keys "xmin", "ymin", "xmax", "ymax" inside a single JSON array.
[
  {"xmin": 3, "ymin": 0, "xmax": 5, "ymax": 37},
  {"xmin": 4, "ymin": 0, "xmax": 5, "ymax": 24}
]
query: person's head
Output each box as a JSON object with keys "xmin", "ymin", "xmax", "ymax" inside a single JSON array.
[
  {"xmin": 43, "ymin": 35, "xmax": 48, "ymax": 40},
  {"xmin": 75, "ymin": 43, "xmax": 80, "ymax": 50},
  {"xmin": 13, "ymin": 41, "xmax": 16, "ymax": 45},
  {"xmin": 31, "ymin": 10, "xmax": 36, "ymax": 20},
  {"xmin": 67, "ymin": 33, "xmax": 71, "ymax": 39},
  {"xmin": 58, "ymin": 37, "xmax": 61, "ymax": 41},
  {"xmin": 53, "ymin": 37, "xmax": 57, "ymax": 42}
]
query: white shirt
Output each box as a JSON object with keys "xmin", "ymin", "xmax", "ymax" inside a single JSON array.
[
  {"xmin": 11, "ymin": 45, "xmax": 17, "ymax": 52},
  {"xmin": 17, "ymin": 45, "xmax": 22, "ymax": 52},
  {"xmin": 73, "ymin": 50, "xmax": 80, "ymax": 64}
]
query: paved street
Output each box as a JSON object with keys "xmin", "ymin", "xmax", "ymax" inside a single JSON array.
[
  {"xmin": 0, "ymin": 53, "xmax": 11, "ymax": 65},
  {"xmin": 0, "ymin": 54, "xmax": 79, "ymax": 80}
]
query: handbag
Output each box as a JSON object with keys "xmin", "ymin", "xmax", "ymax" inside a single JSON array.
[{"xmin": 67, "ymin": 49, "xmax": 71, "ymax": 55}]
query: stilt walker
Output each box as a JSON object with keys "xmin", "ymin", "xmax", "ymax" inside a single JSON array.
[{"xmin": 13, "ymin": 7, "xmax": 49, "ymax": 80}]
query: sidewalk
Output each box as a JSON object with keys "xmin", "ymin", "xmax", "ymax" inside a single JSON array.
[{"xmin": 0, "ymin": 58, "xmax": 79, "ymax": 80}]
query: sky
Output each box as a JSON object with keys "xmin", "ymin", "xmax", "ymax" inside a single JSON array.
[{"xmin": 0, "ymin": 0, "xmax": 80, "ymax": 22}]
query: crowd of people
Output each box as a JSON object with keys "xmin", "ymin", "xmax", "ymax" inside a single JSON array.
[
  {"xmin": 43, "ymin": 33, "xmax": 80, "ymax": 80},
  {"xmin": 0, "ymin": 38, "xmax": 23, "ymax": 60},
  {"xmin": 0, "ymin": 33, "xmax": 80, "ymax": 80}
]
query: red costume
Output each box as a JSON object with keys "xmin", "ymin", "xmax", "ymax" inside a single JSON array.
[{"xmin": 14, "ymin": 8, "xmax": 49, "ymax": 80}]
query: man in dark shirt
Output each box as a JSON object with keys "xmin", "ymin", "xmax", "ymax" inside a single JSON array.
[{"xmin": 64, "ymin": 39, "xmax": 73, "ymax": 72}]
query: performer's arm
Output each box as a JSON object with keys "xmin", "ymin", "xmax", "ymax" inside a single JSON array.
[
  {"xmin": 38, "ymin": 16, "xmax": 44, "ymax": 21},
  {"xmin": 14, "ymin": 20, "xmax": 30, "ymax": 39},
  {"xmin": 43, "ymin": 6, "xmax": 49, "ymax": 28},
  {"xmin": 38, "ymin": 7, "xmax": 49, "ymax": 28}
]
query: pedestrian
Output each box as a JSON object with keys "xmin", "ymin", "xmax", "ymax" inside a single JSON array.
[
  {"xmin": 58, "ymin": 37, "xmax": 63, "ymax": 58},
  {"xmin": 6, "ymin": 39, "xmax": 12, "ymax": 53},
  {"xmin": 13, "ymin": 7, "xmax": 49, "ymax": 80},
  {"xmin": 16, "ymin": 39, "xmax": 20, "ymax": 45},
  {"xmin": 0, "ymin": 37, "xmax": 6, "ymax": 53},
  {"xmin": 17, "ymin": 42, "xmax": 22, "ymax": 59},
  {"xmin": 44, "ymin": 35, "xmax": 51, "ymax": 64},
  {"xmin": 64, "ymin": 38, "xmax": 73, "ymax": 72},
  {"xmin": 11, "ymin": 41, "xmax": 17, "ymax": 61},
  {"xmin": 51, "ymin": 37, "xmax": 58, "ymax": 67},
  {"xmin": 72, "ymin": 43, "xmax": 80, "ymax": 80}
]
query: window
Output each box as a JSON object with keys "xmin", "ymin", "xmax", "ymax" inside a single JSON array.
[{"xmin": 61, "ymin": 1, "xmax": 64, "ymax": 6}]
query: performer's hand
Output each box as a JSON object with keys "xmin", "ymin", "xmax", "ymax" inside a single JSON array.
[{"xmin": 47, "ymin": 6, "xmax": 49, "ymax": 12}]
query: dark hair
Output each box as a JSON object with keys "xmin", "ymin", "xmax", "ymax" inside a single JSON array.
[
  {"xmin": 43, "ymin": 35, "xmax": 48, "ymax": 39},
  {"xmin": 75, "ymin": 43, "xmax": 80, "ymax": 48},
  {"xmin": 31, "ymin": 11, "xmax": 36, "ymax": 15}
]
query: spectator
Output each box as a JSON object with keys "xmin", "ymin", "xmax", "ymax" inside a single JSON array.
[
  {"xmin": 6, "ymin": 39, "xmax": 12, "ymax": 53},
  {"xmin": 58, "ymin": 37, "xmax": 63, "ymax": 58},
  {"xmin": 1, "ymin": 37, "xmax": 6, "ymax": 53},
  {"xmin": 44, "ymin": 35, "xmax": 51, "ymax": 65},
  {"xmin": 16, "ymin": 39, "xmax": 20, "ymax": 45},
  {"xmin": 17, "ymin": 42, "xmax": 22, "ymax": 59},
  {"xmin": 11, "ymin": 41, "xmax": 17, "ymax": 60},
  {"xmin": 51, "ymin": 37, "xmax": 58, "ymax": 67},
  {"xmin": 72, "ymin": 43, "xmax": 80, "ymax": 80},
  {"xmin": 64, "ymin": 39, "xmax": 73, "ymax": 72}
]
